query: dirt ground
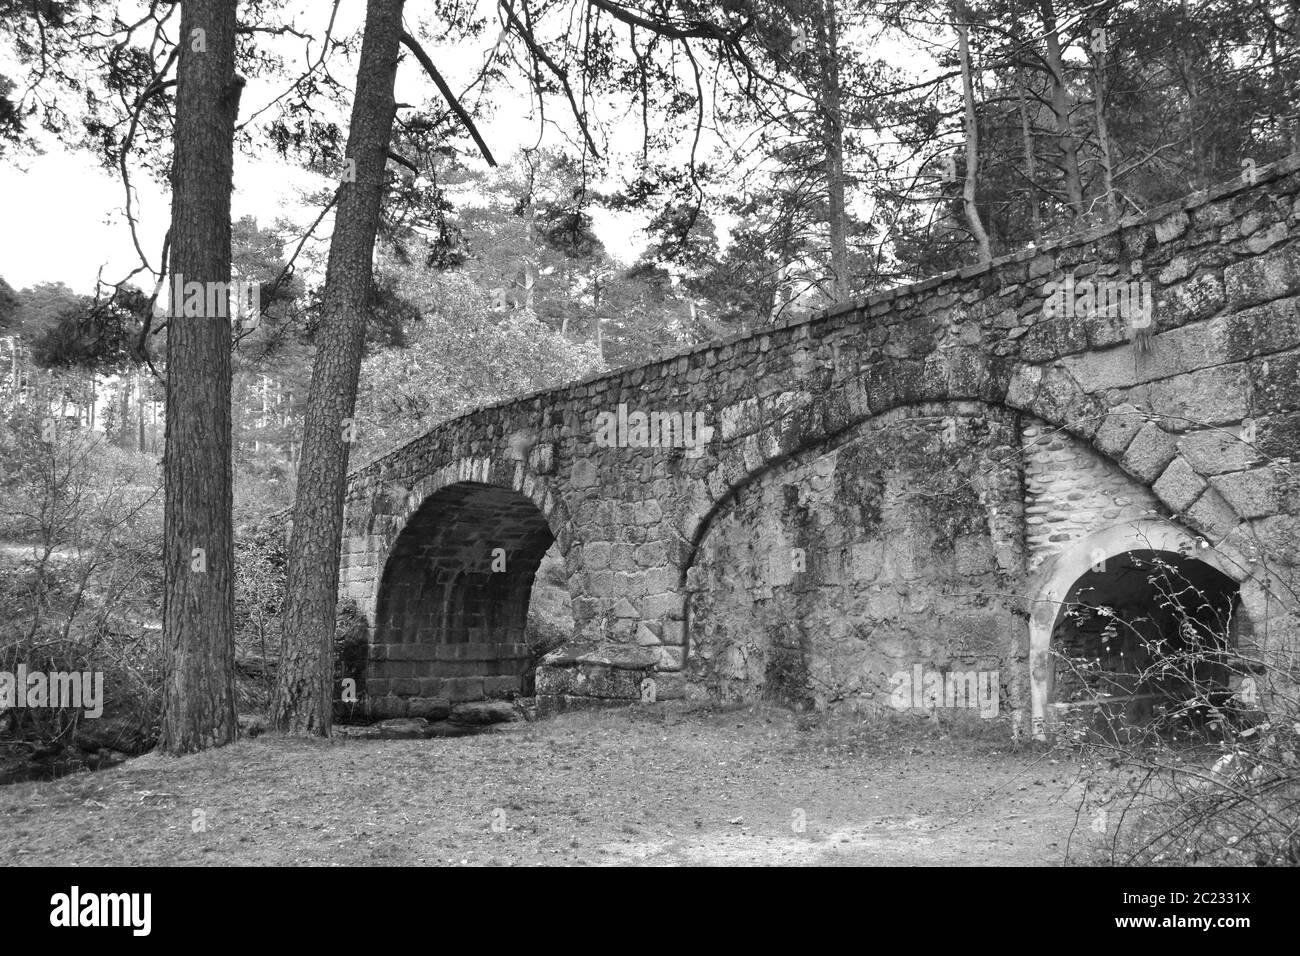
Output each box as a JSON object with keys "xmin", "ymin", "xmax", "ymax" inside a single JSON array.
[{"xmin": 0, "ymin": 704, "xmax": 1105, "ymax": 866}]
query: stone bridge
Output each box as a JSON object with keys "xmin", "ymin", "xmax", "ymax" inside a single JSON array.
[{"xmin": 341, "ymin": 153, "xmax": 1300, "ymax": 736}]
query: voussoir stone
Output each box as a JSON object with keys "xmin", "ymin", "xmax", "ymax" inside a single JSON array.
[
  {"xmin": 1121, "ymin": 421, "xmax": 1179, "ymax": 481},
  {"xmin": 1152, "ymin": 456, "xmax": 1207, "ymax": 513}
]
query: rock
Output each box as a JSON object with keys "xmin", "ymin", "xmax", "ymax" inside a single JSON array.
[
  {"xmin": 366, "ymin": 695, "xmax": 409, "ymax": 719},
  {"xmin": 1178, "ymin": 428, "xmax": 1263, "ymax": 475},
  {"xmin": 1093, "ymin": 404, "xmax": 1148, "ymax": 457},
  {"xmin": 654, "ymin": 647, "xmax": 684, "ymax": 670},
  {"xmin": 1157, "ymin": 272, "xmax": 1225, "ymax": 325},
  {"xmin": 334, "ymin": 724, "xmax": 382, "ymax": 740},
  {"xmin": 1210, "ymin": 466, "xmax": 1287, "ymax": 519},
  {"xmin": 541, "ymin": 643, "xmax": 658, "ymax": 670},
  {"xmin": 1185, "ymin": 486, "xmax": 1241, "ymax": 540},
  {"xmin": 450, "ymin": 701, "xmax": 521, "ymax": 725},
  {"xmin": 1120, "ymin": 421, "xmax": 1178, "ymax": 482},
  {"xmin": 1153, "ymin": 210, "xmax": 1189, "ymax": 243},
  {"xmin": 588, "ymin": 645, "xmax": 659, "ymax": 670},
  {"xmin": 1245, "ymin": 222, "xmax": 1287, "ymax": 254},
  {"xmin": 635, "ymin": 622, "xmax": 662, "ymax": 646},
  {"xmin": 1152, "ymin": 456, "xmax": 1206, "ymax": 513},
  {"xmin": 406, "ymin": 697, "xmax": 451, "ymax": 720},
  {"xmin": 375, "ymin": 718, "xmax": 428, "ymax": 739},
  {"xmin": 1225, "ymin": 244, "xmax": 1300, "ymax": 308}
]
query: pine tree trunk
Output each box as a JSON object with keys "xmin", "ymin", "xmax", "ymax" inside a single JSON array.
[
  {"xmin": 274, "ymin": 0, "xmax": 406, "ymax": 736},
  {"xmin": 1016, "ymin": 62, "xmax": 1042, "ymax": 237},
  {"xmin": 159, "ymin": 0, "xmax": 240, "ymax": 754},
  {"xmin": 955, "ymin": 2, "xmax": 992, "ymax": 263},
  {"xmin": 136, "ymin": 371, "xmax": 144, "ymax": 452},
  {"xmin": 1038, "ymin": 0, "xmax": 1085, "ymax": 219},
  {"xmin": 770, "ymin": 259, "xmax": 789, "ymax": 322},
  {"xmin": 524, "ymin": 168, "xmax": 537, "ymax": 312},
  {"xmin": 10, "ymin": 337, "xmax": 21, "ymax": 409},
  {"xmin": 118, "ymin": 375, "xmax": 131, "ymax": 449},
  {"xmin": 816, "ymin": 0, "xmax": 850, "ymax": 302},
  {"xmin": 1090, "ymin": 26, "xmax": 1119, "ymax": 221},
  {"xmin": 258, "ymin": 372, "xmax": 269, "ymax": 454},
  {"xmin": 7, "ymin": 337, "xmax": 14, "ymax": 407},
  {"xmin": 1008, "ymin": 2, "xmax": 1042, "ymax": 238},
  {"xmin": 1175, "ymin": 0, "xmax": 1207, "ymax": 188}
]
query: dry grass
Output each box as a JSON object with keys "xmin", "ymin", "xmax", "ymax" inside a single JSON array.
[{"xmin": 0, "ymin": 703, "xmax": 1096, "ymax": 866}]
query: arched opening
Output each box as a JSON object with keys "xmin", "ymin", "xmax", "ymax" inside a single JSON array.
[
  {"xmin": 369, "ymin": 481, "xmax": 561, "ymax": 705},
  {"xmin": 1048, "ymin": 549, "xmax": 1241, "ymax": 727},
  {"xmin": 1027, "ymin": 519, "xmax": 1252, "ymax": 738}
]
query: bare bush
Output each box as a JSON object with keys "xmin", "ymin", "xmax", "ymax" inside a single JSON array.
[
  {"xmin": 1051, "ymin": 552, "xmax": 1300, "ymax": 865},
  {"xmin": 0, "ymin": 390, "xmax": 164, "ymax": 765}
]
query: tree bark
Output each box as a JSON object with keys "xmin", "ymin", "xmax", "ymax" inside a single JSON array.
[
  {"xmin": 815, "ymin": 0, "xmax": 850, "ymax": 302},
  {"xmin": 160, "ymin": 0, "xmax": 240, "ymax": 754},
  {"xmin": 954, "ymin": 2, "xmax": 992, "ymax": 263},
  {"xmin": 1009, "ymin": 2, "xmax": 1042, "ymax": 238},
  {"xmin": 117, "ymin": 374, "xmax": 131, "ymax": 449},
  {"xmin": 1177, "ymin": 0, "xmax": 1206, "ymax": 188},
  {"xmin": 1016, "ymin": 62, "xmax": 1042, "ymax": 237},
  {"xmin": 523, "ymin": 162, "xmax": 537, "ymax": 312},
  {"xmin": 274, "ymin": 0, "xmax": 405, "ymax": 735},
  {"xmin": 1089, "ymin": 21, "xmax": 1119, "ymax": 220},
  {"xmin": 136, "ymin": 370, "xmax": 146, "ymax": 453},
  {"xmin": 1038, "ymin": 0, "xmax": 1085, "ymax": 219},
  {"xmin": 9, "ymin": 336, "xmax": 21, "ymax": 409}
]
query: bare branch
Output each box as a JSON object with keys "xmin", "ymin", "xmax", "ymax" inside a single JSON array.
[{"xmin": 400, "ymin": 30, "xmax": 498, "ymax": 167}]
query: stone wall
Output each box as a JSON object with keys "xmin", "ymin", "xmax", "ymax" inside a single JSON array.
[
  {"xmin": 341, "ymin": 152, "xmax": 1300, "ymax": 728},
  {"xmin": 685, "ymin": 402, "xmax": 1026, "ymax": 716},
  {"xmin": 1021, "ymin": 418, "xmax": 1162, "ymax": 572}
]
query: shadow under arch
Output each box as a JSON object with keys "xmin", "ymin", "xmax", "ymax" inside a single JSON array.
[
  {"xmin": 1026, "ymin": 518, "xmax": 1254, "ymax": 738},
  {"xmin": 369, "ymin": 480, "xmax": 561, "ymax": 703}
]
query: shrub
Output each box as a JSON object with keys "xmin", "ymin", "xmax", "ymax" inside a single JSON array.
[
  {"xmin": 1053, "ymin": 554, "xmax": 1300, "ymax": 865},
  {"xmin": 0, "ymin": 397, "xmax": 164, "ymax": 767}
]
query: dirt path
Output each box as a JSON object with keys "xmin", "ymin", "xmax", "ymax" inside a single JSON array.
[{"xmin": 0, "ymin": 706, "xmax": 1101, "ymax": 866}]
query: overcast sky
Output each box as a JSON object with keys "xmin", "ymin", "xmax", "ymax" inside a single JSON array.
[
  {"xmin": 1, "ymin": 1, "xmax": 938, "ymax": 293},
  {"xmin": 0, "ymin": 0, "xmax": 677, "ymax": 292}
]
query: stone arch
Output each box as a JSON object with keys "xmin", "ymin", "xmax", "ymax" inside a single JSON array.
[
  {"xmin": 682, "ymin": 383, "xmax": 1111, "ymax": 588},
  {"xmin": 363, "ymin": 454, "xmax": 574, "ymax": 596},
  {"xmin": 681, "ymin": 399, "xmax": 1027, "ymax": 707},
  {"xmin": 684, "ymin": 389, "xmax": 992, "ymax": 573},
  {"xmin": 1025, "ymin": 517, "xmax": 1254, "ymax": 738},
  {"xmin": 685, "ymin": 356, "xmax": 1260, "ymax": 579},
  {"xmin": 678, "ymin": 379, "xmax": 1264, "ymax": 713},
  {"xmin": 365, "ymin": 465, "xmax": 573, "ymax": 711}
]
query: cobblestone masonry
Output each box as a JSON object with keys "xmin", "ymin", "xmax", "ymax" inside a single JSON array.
[{"xmin": 341, "ymin": 154, "xmax": 1300, "ymax": 731}]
